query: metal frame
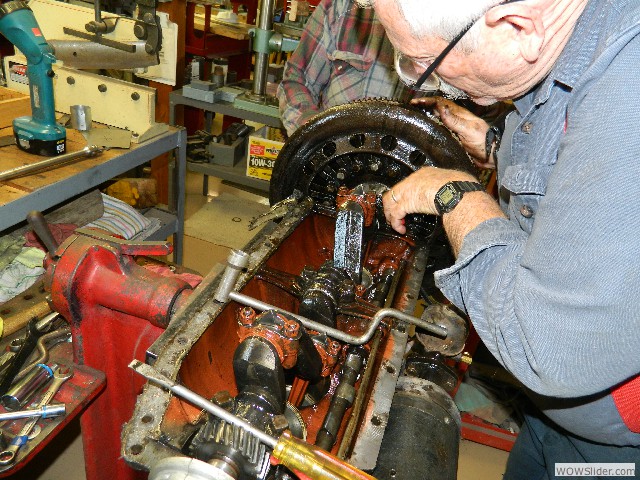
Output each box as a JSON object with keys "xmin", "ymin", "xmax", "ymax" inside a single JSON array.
[
  {"xmin": 169, "ymin": 88, "xmax": 282, "ymax": 193},
  {"xmin": 0, "ymin": 127, "xmax": 187, "ymax": 264}
]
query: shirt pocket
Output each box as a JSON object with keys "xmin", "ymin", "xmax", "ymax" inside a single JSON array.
[{"xmin": 502, "ymin": 164, "xmax": 553, "ymax": 232}]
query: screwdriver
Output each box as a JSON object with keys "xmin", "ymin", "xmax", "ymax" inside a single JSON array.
[{"xmin": 129, "ymin": 360, "xmax": 376, "ymax": 480}]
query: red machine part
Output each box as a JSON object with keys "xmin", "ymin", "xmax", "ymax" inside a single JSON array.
[
  {"xmin": 236, "ymin": 308, "xmax": 301, "ymax": 369},
  {"xmin": 45, "ymin": 230, "xmax": 196, "ymax": 480}
]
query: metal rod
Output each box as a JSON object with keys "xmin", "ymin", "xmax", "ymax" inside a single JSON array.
[
  {"xmin": 129, "ymin": 360, "xmax": 277, "ymax": 447},
  {"xmin": 252, "ymin": 0, "xmax": 276, "ymax": 96},
  {"xmin": 0, "ymin": 403, "xmax": 65, "ymax": 421},
  {"xmin": 228, "ymin": 292, "xmax": 447, "ymax": 344},
  {"xmin": 0, "ymin": 145, "xmax": 103, "ymax": 182}
]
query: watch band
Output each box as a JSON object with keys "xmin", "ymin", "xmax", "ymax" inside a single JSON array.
[{"xmin": 455, "ymin": 181, "xmax": 485, "ymax": 193}]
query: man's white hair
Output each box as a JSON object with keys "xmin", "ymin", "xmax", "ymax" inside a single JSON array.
[{"xmin": 358, "ymin": 0, "xmax": 502, "ymax": 51}]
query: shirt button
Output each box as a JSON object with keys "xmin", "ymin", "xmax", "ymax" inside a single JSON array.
[
  {"xmin": 520, "ymin": 205, "xmax": 534, "ymax": 218},
  {"xmin": 521, "ymin": 122, "xmax": 533, "ymax": 134}
]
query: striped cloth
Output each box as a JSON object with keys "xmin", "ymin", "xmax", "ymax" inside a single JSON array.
[{"xmin": 87, "ymin": 193, "xmax": 155, "ymax": 240}]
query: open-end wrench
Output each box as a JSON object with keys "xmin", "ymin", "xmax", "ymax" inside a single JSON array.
[{"xmin": 0, "ymin": 365, "xmax": 73, "ymax": 466}]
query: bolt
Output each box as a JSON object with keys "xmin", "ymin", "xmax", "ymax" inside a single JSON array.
[
  {"xmin": 328, "ymin": 341, "xmax": 341, "ymax": 356},
  {"xmin": 212, "ymin": 391, "xmax": 234, "ymax": 410},
  {"xmin": 368, "ymin": 159, "xmax": 381, "ymax": 172},
  {"xmin": 98, "ymin": 84, "xmax": 107, "ymax": 93},
  {"xmin": 283, "ymin": 318, "xmax": 299, "ymax": 338},
  {"xmin": 336, "ymin": 169, "xmax": 346, "ymax": 180},
  {"xmin": 134, "ymin": 23, "xmax": 146, "ymax": 39},
  {"xmin": 272, "ymin": 414, "xmax": 289, "ymax": 434},
  {"xmin": 131, "ymin": 92, "xmax": 140, "ymax": 101},
  {"xmin": 66, "ymin": 76, "xmax": 75, "ymax": 85},
  {"xmin": 237, "ymin": 307, "xmax": 256, "ymax": 326}
]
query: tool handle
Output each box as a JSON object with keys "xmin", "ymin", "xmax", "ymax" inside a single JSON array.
[
  {"xmin": 273, "ymin": 431, "xmax": 377, "ymax": 480},
  {"xmin": 27, "ymin": 211, "xmax": 58, "ymax": 256},
  {"xmin": 0, "ymin": 318, "xmax": 42, "ymax": 396}
]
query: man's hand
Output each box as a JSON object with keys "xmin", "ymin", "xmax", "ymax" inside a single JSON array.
[
  {"xmin": 382, "ymin": 166, "xmax": 478, "ymax": 234},
  {"xmin": 383, "ymin": 166, "xmax": 506, "ymax": 256},
  {"xmin": 412, "ymin": 97, "xmax": 494, "ymax": 169}
]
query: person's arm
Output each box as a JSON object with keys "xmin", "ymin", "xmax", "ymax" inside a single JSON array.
[
  {"xmin": 276, "ymin": 0, "xmax": 337, "ymax": 135},
  {"xmin": 382, "ymin": 166, "xmax": 506, "ymax": 256},
  {"xmin": 386, "ymin": 38, "xmax": 640, "ymax": 399}
]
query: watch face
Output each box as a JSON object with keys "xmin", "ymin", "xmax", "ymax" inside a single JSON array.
[
  {"xmin": 439, "ymin": 184, "xmax": 457, "ymax": 205},
  {"xmin": 435, "ymin": 183, "xmax": 462, "ymax": 214}
]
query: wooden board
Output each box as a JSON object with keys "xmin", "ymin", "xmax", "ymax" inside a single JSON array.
[
  {"xmin": 0, "ymin": 87, "xmax": 30, "ymax": 130},
  {"xmin": 0, "ymin": 125, "xmax": 122, "ymax": 208}
]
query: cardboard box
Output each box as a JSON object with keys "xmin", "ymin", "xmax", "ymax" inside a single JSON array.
[{"xmin": 246, "ymin": 126, "xmax": 286, "ymax": 181}]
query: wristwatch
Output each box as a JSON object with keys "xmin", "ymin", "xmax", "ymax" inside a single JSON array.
[{"xmin": 434, "ymin": 181, "xmax": 484, "ymax": 215}]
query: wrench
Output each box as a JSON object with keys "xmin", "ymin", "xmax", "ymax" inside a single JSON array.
[{"xmin": 0, "ymin": 365, "xmax": 73, "ymax": 466}]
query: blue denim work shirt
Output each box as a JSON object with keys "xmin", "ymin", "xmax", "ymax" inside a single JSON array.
[{"xmin": 436, "ymin": 0, "xmax": 640, "ymax": 446}]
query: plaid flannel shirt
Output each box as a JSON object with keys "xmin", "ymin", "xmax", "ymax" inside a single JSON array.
[{"xmin": 276, "ymin": 0, "xmax": 407, "ymax": 135}]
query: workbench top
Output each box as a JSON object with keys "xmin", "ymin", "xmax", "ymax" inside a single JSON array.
[
  {"xmin": 0, "ymin": 127, "xmax": 121, "ymax": 207},
  {"xmin": 0, "ymin": 123, "xmax": 186, "ymax": 238}
]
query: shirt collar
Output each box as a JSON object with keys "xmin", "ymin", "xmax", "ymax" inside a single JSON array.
[{"xmin": 514, "ymin": 0, "xmax": 600, "ymax": 114}]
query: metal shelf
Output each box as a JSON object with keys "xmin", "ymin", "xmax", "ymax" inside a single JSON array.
[
  {"xmin": 170, "ymin": 88, "xmax": 283, "ymax": 195},
  {"xmin": 0, "ymin": 127, "xmax": 187, "ymax": 263}
]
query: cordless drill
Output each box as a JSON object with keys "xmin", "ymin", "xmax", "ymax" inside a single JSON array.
[{"xmin": 0, "ymin": 1, "xmax": 65, "ymax": 156}]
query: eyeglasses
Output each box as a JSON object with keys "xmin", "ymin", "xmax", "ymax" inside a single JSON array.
[{"xmin": 394, "ymin": 0, "xmax": 523, "ymax": 93}]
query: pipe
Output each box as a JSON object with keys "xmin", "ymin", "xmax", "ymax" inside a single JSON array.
[
  {"xmin": 0, "ymin": 145, "xmax": 103, "ymax": 182},
  {"xmin": 228, "ymin": 292, "xmax": 447, "ymax": 345}
]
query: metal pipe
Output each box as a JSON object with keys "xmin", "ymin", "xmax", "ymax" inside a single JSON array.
[
  {"xmin": 214, "ymin": 250, "xmax": 447, "ymax": 343},
  {"xmin": 228, "ymin": 292, "xmax": 447, "ymax": 344},
  {"xmin": 129, "ymin": 360, "xmax": 277, "ymax": 447},
  {"xmin": 0, "ymin": 145, "xmax": 103, "ymax": 182},
  {"xmin": 49, "ymin": 40, "xmax": 157, "ymax": 69},
  {"xmin": 252, "ymin": 0, "xmax": 276, "ymax": 96}
]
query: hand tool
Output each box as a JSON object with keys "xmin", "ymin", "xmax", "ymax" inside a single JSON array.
[
  {"xmin": 0, "ymin": 313, "xmax": 58, "ymax": 396},
  {"xmin": 0, "ymin": 1, "xmax": 66, "ymax": 156},
  {"xmin": 130, "ymin": 360, "xmax": 376, "ymax": 480},
  {"xmin": 0, "ymin": 403, "xmax": 65, "ymax": 422},
  {"xmin": 0, "ymin": 145, "xmax": 104, "ymax": 183},
  {"xmin": 1, "ymin": 363, "xmax": 55, "ymax": 411},
  {"xmin": 0, "ymin": 365, "xmax": 72, "ymax": 465}
]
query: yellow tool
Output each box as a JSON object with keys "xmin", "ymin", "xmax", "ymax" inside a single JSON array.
[{"xmin": 129, "ymin": 360, "xmax": 376, "ymax": 480}]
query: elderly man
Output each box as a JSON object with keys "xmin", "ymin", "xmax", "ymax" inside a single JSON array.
[{"xmin": 366, "ymin": 0, "xmax": 640, "ymax": 477}]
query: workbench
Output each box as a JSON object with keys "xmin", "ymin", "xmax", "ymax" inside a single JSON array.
[{"xmin": 0, "ymin": 124, "xmax": 187, "ymax": 264}]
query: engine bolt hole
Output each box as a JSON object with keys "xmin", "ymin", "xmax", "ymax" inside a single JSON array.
[
  {"xmin": 349, "ymin": 133, "xmax": 366, "ymax": 148},
  {"xmin": 130, "ymin": 444, "xmax": 144, "ymax": 455},
  {"xmin": 409, "ymin": 150, "xmax": 427, "ymax": 166},
  {"xmin": 141, "ymin": 415, "xmax": 154, "ymax": 424},
  {"xmin": 322, "ymin": 142, "xmax": 337, "ymax": 157},
  {"xmin": 390, "ymin": 469, "xmax": 397, "ymax": 478},
  {"xmin": 386, "ymin": 364, "xmax": 396, "ymax": 374},
  {"xmin": 371, "ymin": 414, "xmax": 384, "ymax": 426},
  {"xmin": 381, "ymin": 135, "xmax": 398, "ymax": 151}
]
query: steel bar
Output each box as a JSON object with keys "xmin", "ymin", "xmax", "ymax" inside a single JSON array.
[
  {"xmin": 228, "ymin": 292, "xmax": 447, "ymax": 344},
  {"xmin": 0, "ymin": 145, "xmax": 103, "ymax": 182},
  {"xmin": 129, "ymin": 360, "xmax": 277, "ymax": 447}
]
